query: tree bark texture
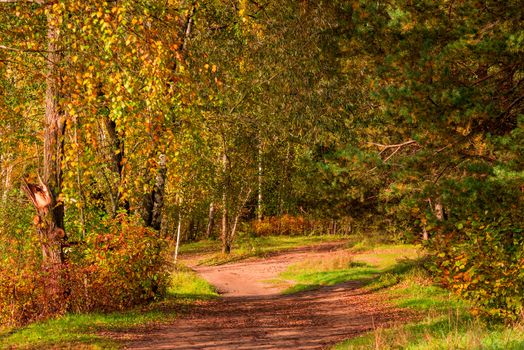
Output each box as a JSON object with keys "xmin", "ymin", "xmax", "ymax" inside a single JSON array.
[
  {"xmin": 103, "ymin": 116, "xmax": 129, "ymax": 214},
  {"xmin": 22, "ymin": 11, "xmax": 68, "ymax": 312},
  {"xmin": 142, "ymin": 154, "xmax": 167, "ymax": 230}
]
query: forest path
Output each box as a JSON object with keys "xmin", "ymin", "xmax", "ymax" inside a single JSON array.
[{"xmin": 124, "ymin": 242, "xmax": 412, "ymax": 350}]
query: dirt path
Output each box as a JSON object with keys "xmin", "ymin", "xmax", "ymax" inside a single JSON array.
[{"xmin": 124, "ymin": 242, "xmax": 413, "ymax": 350}]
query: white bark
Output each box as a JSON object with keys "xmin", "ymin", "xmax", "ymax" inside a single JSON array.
[
  {"xmin": 174, "ymin": 210, "xmax": 182, "ymax": 263},
  {"xmin": 257, "ymin": 142, "xmax": 263, "ymax": 221}
]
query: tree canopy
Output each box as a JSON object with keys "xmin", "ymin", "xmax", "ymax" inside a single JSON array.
[{"xmin": 0, "ymin": 0, "xmax": 522, "ymax": 324}]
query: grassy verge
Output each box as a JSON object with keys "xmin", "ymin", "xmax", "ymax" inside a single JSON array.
[
  {"xmin": 181, "ymin": 234, "xmax": 348, "ymax": 265},
  {"xmin": 0, "ymin": 266, "xmax": 217, "ymax": 350},
  {"xmin": 278, "ymin": 244, "xmax": 421, "ymax": 293},
  {"xmin": 336, "ymin": 270, "xmax": 524, "ymax": 349},
  {"xmin": 277, "ymin": 244, "xmax": 524, "ymax": 349}
]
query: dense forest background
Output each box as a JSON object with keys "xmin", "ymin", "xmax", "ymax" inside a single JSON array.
[{"xmin": 0, "ymin": 0, "xmax": 522, "ymax": 326}]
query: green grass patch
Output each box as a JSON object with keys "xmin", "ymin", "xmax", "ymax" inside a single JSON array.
[
  {"xmin": 0, "ymin": 265, "xmax": 217, "ymax": 349},
  {"xmin": 185, "ymin": 234, "xmax": 348, "ymax": 265},
  {"xmin": 178, "ymin": 239, "xmax": 218, "ymax": 255},
  {"xmin": 278, "ymin": 244, "xmax": 422, "ymax": 294},
  {"xmin": 335, "ymin": 266, "xmax": 524, "ymax": 349},
  {"xmin": 282, "ymin": 267, "xmax": 379, "ymax": 294},
  {"xmin": 169, "ymin": 264, "xmax": 219, "ymax": 299},
  {"xmin": 277, "ymin": 244, "xmax": 524, "ymax": 350},
  {"xmin": 0, "ymin": 311, "xmax": 165, "ymax": 350},
  {"xmin": 335, "ymin": 314, "xmax": 524, "ymax": 349}
]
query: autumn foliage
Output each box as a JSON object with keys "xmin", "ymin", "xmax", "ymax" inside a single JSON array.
[
  {"xmin": 0, "ymin": 0, "xmax": 522, "ymax": 329},
  {"xmin": 0, "ymin": 215, "xmax": 170, "ymax": 327}
]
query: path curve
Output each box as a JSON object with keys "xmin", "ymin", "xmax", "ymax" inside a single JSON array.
[{"xmin": 124, "ymin": 242, "xmax": 413, "ymax": 349}]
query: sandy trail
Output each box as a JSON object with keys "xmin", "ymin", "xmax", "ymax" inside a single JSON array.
[
  {"xmin": 192, "ymin": 242, "xmax": 347, "ymax": 296},
  {"xmin": 124, "ymin": 242, "xmax": 413, "ymax": 350}
]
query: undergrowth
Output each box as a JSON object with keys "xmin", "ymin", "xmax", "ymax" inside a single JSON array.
[
  {"xmin": 276, "ymin": 244, "xmax": 524, "ymax": 349},
  {"xmin": 0, "ymin": 265, "xmax": 217, "ymax": 350}
]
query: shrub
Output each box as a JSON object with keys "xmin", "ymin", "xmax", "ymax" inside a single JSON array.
[
  {"xmin": 428, "ymin": 175, "xmax": 524, "ymax": 322},
  {"xmin": 0, "ymin": 234, "xmax": 49, "ymax": 327},
  {"xmin": 0, "ymin": 214, "xmax": 171, "ymax": 328},
  {"xmin": 251, "ymin": 215, "xmax": 349, "ymax": 236},
  {"xmin": 252, "ymin": 215, "xmax": 306, "ymax": 236},
  {"xmin": 431, "ymin": 221, "xmax": 524, "ymax": 322},
  {"xmin": 67, "ymin": 216, "xmax": 171, "ymax": 313}
]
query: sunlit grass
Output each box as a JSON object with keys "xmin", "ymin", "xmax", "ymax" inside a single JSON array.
[
  {"xmin": 337, "ymin": 268, "xmax": 524, "ymax": 349},
  {"xmin": 0, "ymin": 265, "xmax": 217, "ymax": 350},
  {"xmin": 335, "ymin": 314, "xmax": 524, "ymax": 349},
  {"xmin": 183, "ymin": 234, "xmax": 348, "ymax": 265},
  {"xmin": 278, "ymin": 244, "xmax": 422, "ymax": 293},
  {"xmin": 276, "ymin": 243, "xmax": 524, "ymax": 350},
  {"xmin": 0, "ymin": 311, "xmax": 160, "ymax": 350},
  {"xmin": 169, "ymin": 264, "xmax": 218, "ymax": 299}
]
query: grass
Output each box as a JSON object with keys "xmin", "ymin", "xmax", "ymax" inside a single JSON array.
[
  {"xmin": 335, "ymin": 267, "xmax": 524, "ymax": 349},
  {"xmin": 169, "ymin": 264, "xmax": 219, "ymax": 299},
  {"xmin": 182, "ymin": 234, "xmax": 348, "ymax": 265},
  {"xmin": 275, "ymin": 242, "xmax": 524, "ymax": 349},
  {"xmin": 277, "ymin": 244, "xmax": 422, "ymax": 293},
  {"xmin": 0, "ymin": 265, "xmax": 217, "ymax": 350}
]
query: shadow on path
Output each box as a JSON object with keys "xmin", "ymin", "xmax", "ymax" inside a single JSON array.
[{"xmin": 123, "ymin": 281, "xmax": 413, "ymax": 349}]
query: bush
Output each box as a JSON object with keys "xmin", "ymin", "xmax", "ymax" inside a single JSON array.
[
  {"xmin": 0, "ymin": 190, "xmax": 49, "ymax": 327},
  {"xmin": 0, "ymin": 214, "xmax": 171, "ymax": 328},
  {"xmin": 0, "ymin": 234, "xmax": 48, "ymax": 327},
  {"xmin": 67, "ymin": 215, "xmax": 170, "ymax": 313},
  {"xmin": 431, "ymin": 221, "xmax": 524, "ymax": 322},
  {"xmin": 252, "ymin": 215, "xmax": 307, "ymax": 236},
  {"xmin": 428, "ymin": 175, "xmax": 524, "ymax": 322}
]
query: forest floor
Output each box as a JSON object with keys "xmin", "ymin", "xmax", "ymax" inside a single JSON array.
[
  {"xmin": 119, "ymin": 242, "xmax": 416, "ymax": 349},
  {"xmin": 4, "ymin": 238, "xmax": 521, "ymax": 349}
]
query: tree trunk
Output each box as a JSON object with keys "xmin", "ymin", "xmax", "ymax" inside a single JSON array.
[
  {"xmin": 205, "ymin": 202, "xmax": 215, "ymax": 239},
  {"xmin": 221, "ymin": 151, "xmax": 230, "ymax": 254},
  {"xmin": 103, "ymin": 116, "xmax": 129, "ymax": 215},
  {"xmin": 221, "ymin": 195, "xmax": 230, "ymax": 254},
  {"xmin": 230, "ymin": 187, "xmax": 252, "ymax": 244},
  {"xmin": 435, "ymin": 199, "xmax": 444, "ymax": 221},
  {"xmin": 142, "ymin": 154, "xmax": 167, "ymax": 230},
  {"xmin": 174, "ymin": 209, "xmax": 182, "ymax": 262},
  {"xmin": 257, "ymin": 140, "xmax": 263, "ymax": 221},
  {"xmin": 22, "ymin": 11, "xmax": 68, "ymax": 312},
  {"xmin": 1, "ymin": 154, "xmax": 12, "ymax": 204}
]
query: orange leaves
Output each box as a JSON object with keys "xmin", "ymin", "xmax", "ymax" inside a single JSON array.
[
  {"xmin": 252, "ymin": 215, "xmax": 318, "ymax": 237},
  {"xmin": 62, "ymin": 216, "xmax": 171, "ymax": 313}
]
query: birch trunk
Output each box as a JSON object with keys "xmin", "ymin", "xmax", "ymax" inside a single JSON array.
[
  {"xmin": 142, "ymin": 154, "xmax": 167, "ymax": 230},
  {"xmin": 174, "ymin": 210, "xmax": 182, "ymax": 262},
  {"xmin": 435, "ymin": 199, "xmax": 444, "ymax": 221},
  {"xmin": 205, "ymin": 202, "xmax": 215, "ymax": 239},
  {"xmin": 257, "ymin": 141, "xmax": 263, "ymax": 221},
  {"xmin": 221, "ymin": 152, "xmax": 230, "ymax": 254}
]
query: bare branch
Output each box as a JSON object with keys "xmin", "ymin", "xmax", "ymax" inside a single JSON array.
[
  {"xmin": 383, "ymin": 146, "xmax": 403, "ymax": 162},
  {"xmin": 368, "ymin": 140, "xmax": 418, "ymax": 150}
]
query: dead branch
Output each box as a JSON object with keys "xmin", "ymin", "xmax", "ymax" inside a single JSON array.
[
  {"xmin": 21, "ymin": 177, "xmax": 51, "ymax": 211},
  {"xmin": 368, "ymin": 140, "xmax": 418, "ymax": 150},
  {"xmin": 368, "ymin": 140, "xmax": 420, "ymax": 163}
]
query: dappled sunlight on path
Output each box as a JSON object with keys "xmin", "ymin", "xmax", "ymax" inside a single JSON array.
[{"xmin": 123, "ymin": 243, "xmax": 414, "ymax": 350}]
